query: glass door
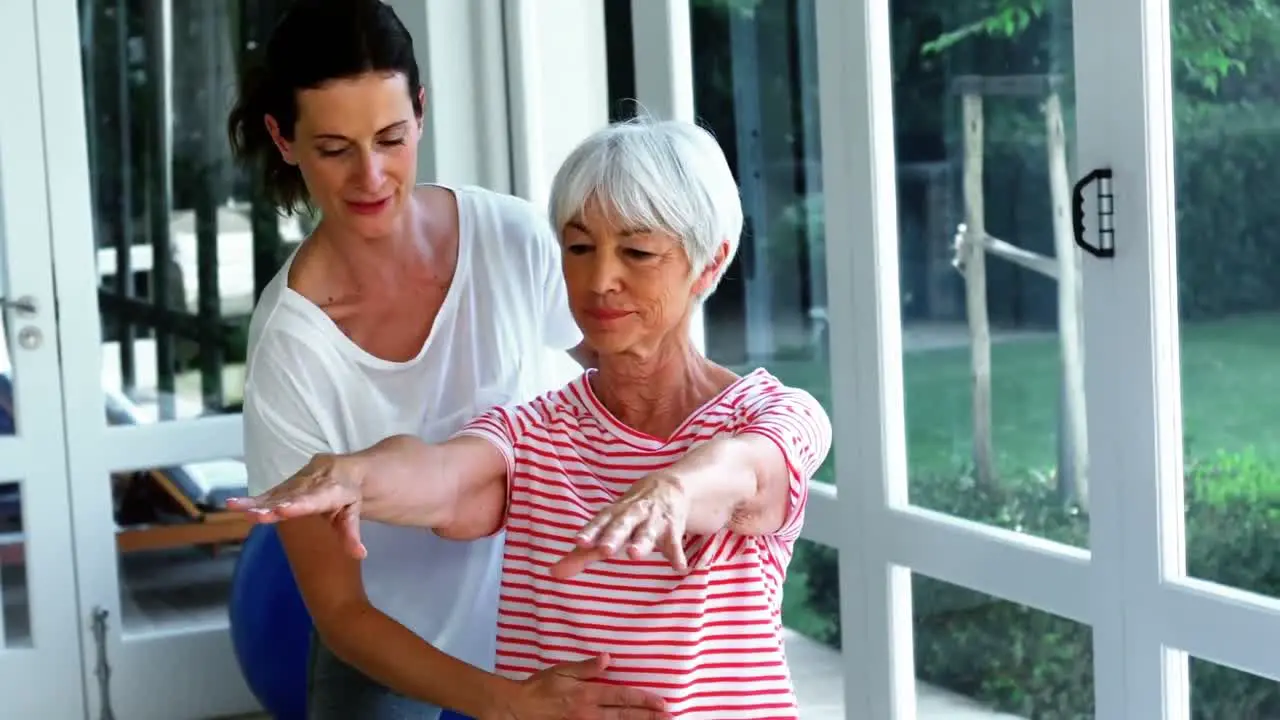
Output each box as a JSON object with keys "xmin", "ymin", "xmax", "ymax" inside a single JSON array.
[
  {"xmin": 818, "ymin": 0, "xmax": 1102, "ymax": 715},
  {"xmin": 1083, "ymin": 0, "xmax": 1280, "ymax": 717},
  {"xmin": 0, "ymin": 0, "xmax": 86, "ymax": 716},
  {"xmin": 35, "ymin": 0, "xmax": 297, "ymax": 716},
  {"xmin": 612, "ymin": 0, "xmax": 848, "ymax": 714},
  {"xmin": 815, "ymin": 0, "xmax": 1280, "ymax": 717}
]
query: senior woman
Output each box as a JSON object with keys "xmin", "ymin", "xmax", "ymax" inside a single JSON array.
[{"xmin": 230, "ymin": 118, "xmax": 833, "ymax": 719}]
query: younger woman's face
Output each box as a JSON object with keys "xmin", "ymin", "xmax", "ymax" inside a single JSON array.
[{"xmin": 267, "ymin": 71, "xmax": 423, "ymax": 239}]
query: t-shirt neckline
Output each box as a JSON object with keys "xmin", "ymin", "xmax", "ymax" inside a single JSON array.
[
  {"xmin": 279, "ymin": 183, "xmax": 472, "ymax": 371},
  {"xmin": 573, "ymin": 367, "xmax": 769, "ymax": 451}
]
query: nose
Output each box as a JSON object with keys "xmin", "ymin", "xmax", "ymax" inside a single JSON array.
[
  {"xmin": 588, "ymin": 250, "xmax": 624, "ymax": 295},
  {"xmin": 354, "ymin": 148, "xmax": 386, "ymax": 190}
]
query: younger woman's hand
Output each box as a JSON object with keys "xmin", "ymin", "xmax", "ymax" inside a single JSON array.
[
  {"xmin": 485, "ymin": 654, "xmax": 671, "ymax": 720},
  {"xmin": 226, "ymin": 453, "xmax": 369, "ymax": 559}
]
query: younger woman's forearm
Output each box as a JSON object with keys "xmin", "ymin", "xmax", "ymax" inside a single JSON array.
[
  {"xmin": 323, "ymin": 603, "xmax": 517, "ymax": 718},
  {"xmin": 350, "ymin": 435, "xmax": 457, "ymax": 528}
]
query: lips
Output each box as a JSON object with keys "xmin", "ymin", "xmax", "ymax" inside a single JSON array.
[
  {"xmin": 346, "ymin": 197, "xmax": 391, "ymax": 215},
  {"xmin": 585, "ymin": 308, "xmax": 631, "ymax": 321}
]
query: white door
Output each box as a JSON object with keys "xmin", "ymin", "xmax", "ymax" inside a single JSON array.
[
  {"xmin": 0, "ymin": 0, "xmax": 88, "ymax": 717},
  {"xmin": 34, "ymin": 0, "xmax": 272, "ymax": 717}
]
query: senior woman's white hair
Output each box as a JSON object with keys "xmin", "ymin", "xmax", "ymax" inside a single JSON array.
[{"xmin": 547, "ymin": 117, "xmax": 744, "ymax": 298}]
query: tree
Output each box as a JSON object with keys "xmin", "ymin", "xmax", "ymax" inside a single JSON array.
[{"xmin": 921, "ymin": 0, "xmax": 1280, "ymax": 96}]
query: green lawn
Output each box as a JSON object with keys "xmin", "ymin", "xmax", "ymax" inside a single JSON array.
[{"xmin": 756, "ymin": 312, "xmax": 1280, "ymax": 480}]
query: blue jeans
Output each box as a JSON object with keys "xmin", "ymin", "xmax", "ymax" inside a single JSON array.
[{"xmin": 307, "ymin": 633, "xmax": 445, "ymax": 720}]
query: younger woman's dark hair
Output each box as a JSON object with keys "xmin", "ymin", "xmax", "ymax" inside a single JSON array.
[{"xmin": 227, "ymin": 0, "xmax": 423, "ymax": 214}]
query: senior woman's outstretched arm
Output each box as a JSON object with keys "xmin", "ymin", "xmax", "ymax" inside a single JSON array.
[
  {"xmin": 228, "ymin": 434, "xmax": 509, "ymax": 557},
  {"xmin": 650, "ymin": 433, "xmax": 797, "ymax": 535},
  {"xmin": 554, "ymin": 385, "xmax": 832, "ymax": 577}
]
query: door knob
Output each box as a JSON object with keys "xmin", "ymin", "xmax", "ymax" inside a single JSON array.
[{"xmin": 0, "ymin": 295, "xmax": 37, "ymax": 318}]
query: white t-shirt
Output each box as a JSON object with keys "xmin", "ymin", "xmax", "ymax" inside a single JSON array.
[{"xmin": 242, "ymin": 184, "xmax": 582, "ymax": 674}]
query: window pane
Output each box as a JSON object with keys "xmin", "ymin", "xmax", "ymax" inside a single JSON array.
[
  {"xmin": 0, "ymin": 481, "xmax": 31, "ymax": 649},
  {"xmin": 114, "ymin": 458, "xmax": 250, "ymax": 636},
  {"xmin": 893, "ymin": 1, "xmax": 1088, "ymax": 547},
  {"xmin": 607, "ymin": 4, "xmax": 838, "ymax": 713},
  {"xmin": 783, "ymin": 540, "xmax": 844, "ymax": 717},
  {"xmin": 81, "ymin": 0, "xmax": 297, "ymax": 423},
  {"xmin": 678, "ymin": 1, "xmax": 834, "ymax": 485},
  {"xmin": 0, "ymin": 320, "xmax": 14, "ymax": 437},
  {"xmin": 1189, "ymin": 656, "xmax": 1280, "ymax": 719},
  {"xmin": 781, "ymin": 549, "xmax": 1089, "ymax": 718},
  {"xmin": 1168, "ymin": 0, "xmax": 1280, "ymax": 601},
  {"xmin": 915, "ymin": 573, "xmax": 1094, "ymax": 718}
]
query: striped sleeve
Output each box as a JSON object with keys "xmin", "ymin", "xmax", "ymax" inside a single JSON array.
[
  {"xmin": 737, "ymin": 385, "xmax": 833, "ymax": 543},
  {"xmin": 453, "ymin": 405, "xmax": 521, "ymax": 479}
]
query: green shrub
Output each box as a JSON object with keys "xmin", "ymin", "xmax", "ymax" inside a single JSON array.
[
  {"xmin": 1173, "ymin": 103, "xmax": 1280, "ymax": 321},
  {"xmin": 793, "ymin": 451, "xmax": 1280, "ymax": 719}
]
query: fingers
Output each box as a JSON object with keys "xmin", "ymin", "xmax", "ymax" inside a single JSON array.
[
  {"xmin": 550, "ymin": 658, "xmax": 671, "ymax": 719},
  {"xmin": 661, "ymin": 526, "xmax": 689, "ymax": 573},
  {"xmin": 335, "ymin": 505, "xmax": 367, "ymax": 560},
  {"xmin": 580, "ymin": 507, "xmax": 665, "ymax": 555},
  {"xmin": 565, "ymin": 503, "xmax": 680, "ymax": 576},
  {"xmin": 549, "ymin": 545, "xmax": 611, "ymax": 579},
  {"xmin": 603, "ymin": 707, "xmax": 673, "ymax": 720},
  {"xmin": 590, "ymin": 685, "xmax": 668, "ymax": 712},
  {"xmin": 224, "ymin": 496, "xmax": 273, "ymax": 516},
  {"xmin": 594, "ymin": 512, "xmax": 644, "ymax": 555},
  {"xmin": 625, "ymin": 519, "xmax": 666, "ymax": 559},
  {"xmin": 225, "ymin": 495, "xmax": 296, "ymax": 524},
  {"xmin": 227, "ymin": 466, "xmax": 357, "ymax": 522},
  {"xmin": 575, "ymin": 509, "xmax": 612, "ymax": 546},
  {"xmin": 551, "ymin": 653, "xmax": 610, "ymax": 679},
  {"xmin": 246, "ymin": 488, "xmax": 349, "ymax": 521}
]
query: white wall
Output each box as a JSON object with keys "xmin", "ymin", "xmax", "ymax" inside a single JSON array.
[
  {"xmin": 503, "ymin": 0, "xmax": 610, "ymax": 211},
  {"xmin": 390, "ymin": 0, "xmax": 610, "ymax": 212},
  {"xmin": 389, "ymin": 0, "xmax": 512, "ymax": 192},
  {"xmin": 630, "ymin": 0, "xmax": 694, "ymax": 124}
]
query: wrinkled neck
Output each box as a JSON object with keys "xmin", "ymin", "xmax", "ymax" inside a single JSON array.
[{"xmin": 592, "ymin": 340, "xmax": 727, "ymax": 439}]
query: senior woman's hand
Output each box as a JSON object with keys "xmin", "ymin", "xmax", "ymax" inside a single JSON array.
[
  {"xmin": 227, "ymin": 452, "xmax": 369, "ymax": 559},
  {"xmin": 551, "ymin": 473, "xmax": 691, "ymax": 578}
]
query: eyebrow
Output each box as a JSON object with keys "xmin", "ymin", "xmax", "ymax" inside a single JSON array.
[
  {"xmin": 312, "ymin": 120, "xmax": 410, "ymax": 142},
  {"xmin": 566, "ymin": 219, "xmax": 651, "ymax": 237}
]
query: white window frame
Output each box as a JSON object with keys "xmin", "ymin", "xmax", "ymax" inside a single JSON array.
[{"xmin": 1079, "ymin": 0, "xmax": 1280, "ymax": 715}]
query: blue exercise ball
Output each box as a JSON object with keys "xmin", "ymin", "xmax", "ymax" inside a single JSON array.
[
  {"xmin": 230, "ymin": 525, "xmax": 478, "ymax": 720},
  {"xmin": 230, "ymin": 524, "xmax": 312, "ymax": 720}
]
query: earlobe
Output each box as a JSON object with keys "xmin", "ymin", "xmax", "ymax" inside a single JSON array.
[
  {"xmin": 695, "ymin": 239, "xmax": 732, "ymax": 294},
  {"xmin": 263, "ymin": 114, "xmax": 297, "ymax": 166}
]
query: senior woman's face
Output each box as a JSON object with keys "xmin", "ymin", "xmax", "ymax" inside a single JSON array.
[{"xmin": 561, "ymin": 201, "xmax": 720, "ymax": 355}]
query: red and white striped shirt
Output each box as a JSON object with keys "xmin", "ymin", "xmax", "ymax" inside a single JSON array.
[{"xmin": 456, "ymin": 368, "xmax": 832, "ymax": 719}]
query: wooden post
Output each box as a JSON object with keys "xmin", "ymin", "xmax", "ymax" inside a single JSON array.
[
  {"xmin": 1044, "ymin": 92, "xmax": 1090, "ymax": 509},
  {"xmin": 961, "ymin": 93, "xmax": 996, "ymax": 489}
]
